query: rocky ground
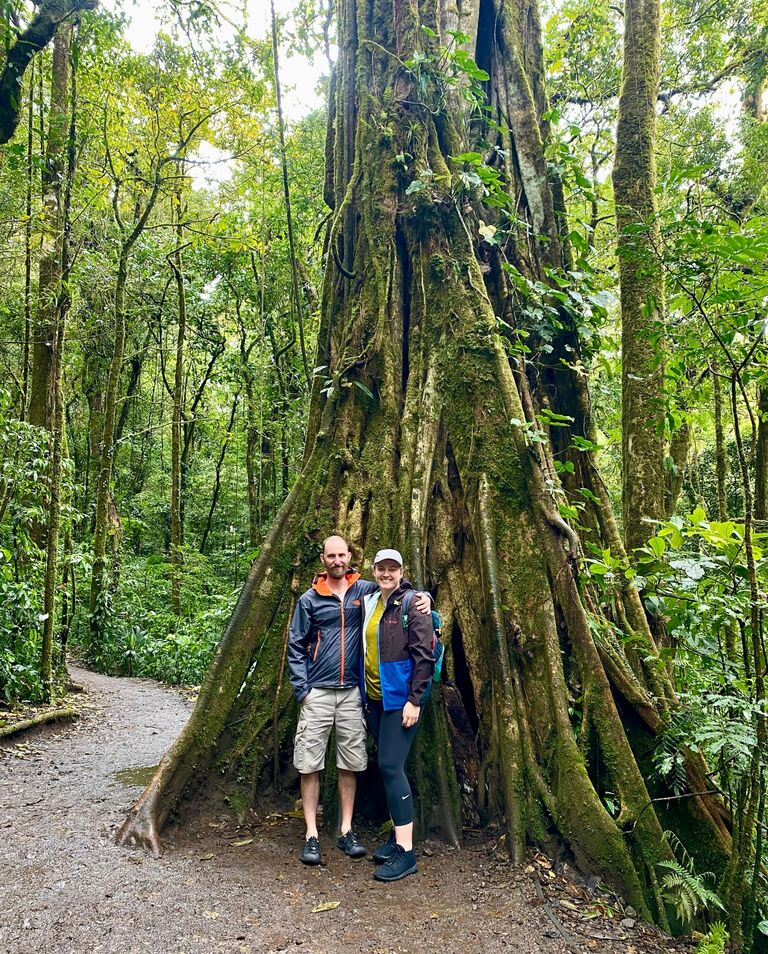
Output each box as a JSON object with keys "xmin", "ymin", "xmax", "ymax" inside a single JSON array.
[{"xmin": 0, "ymin": 666, "xmax": 697, "ymax": 954}]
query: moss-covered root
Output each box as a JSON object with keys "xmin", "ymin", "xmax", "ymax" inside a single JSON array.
[{"xmin": 116, "ymin": 459, "xmax": 319, "ymax": 854}]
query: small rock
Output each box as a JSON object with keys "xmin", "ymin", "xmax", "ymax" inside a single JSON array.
[
  {"xmin": 620, "ymin": 917, "xmax": 636, "ymax": 929},
  {"xmin": 624, "ymin": 905, "xmax": 638, "ymax": 917}
]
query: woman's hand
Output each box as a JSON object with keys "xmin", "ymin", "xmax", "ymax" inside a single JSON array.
[{"xmin": 402, "ymin": 701, "xmax": 420, "ymax": 728}]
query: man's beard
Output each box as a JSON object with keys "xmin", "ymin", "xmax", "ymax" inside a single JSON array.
[{"xmin": 327, "ymin": 565, "xmax": 347, "ymax": 579}]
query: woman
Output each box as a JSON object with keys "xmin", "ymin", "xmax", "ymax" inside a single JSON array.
[{"xmin": 362, "ymin": 548, "xmax": 435, "ymax": 881}]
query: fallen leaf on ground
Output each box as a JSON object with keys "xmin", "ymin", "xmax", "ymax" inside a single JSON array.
[
  {"xmin": 312, "ymin": 901, "xmax": 341, "ymax": 913},
  {"xmin": 231, "ymin": 838, "xmax": 254, "ymax": 847},
  {"xmin": 199, "ymin": 853, "xmax": 215, "ymax": 860},
  {"xmin": 203, "ymin": 911, "xmax": 220, "ymax": 920}
]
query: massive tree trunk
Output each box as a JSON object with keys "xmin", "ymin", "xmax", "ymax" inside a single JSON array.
[
  {"xmin": 613, "ymin": 0, "xmax": 666, "ymax": 553},
  {"xmin": 118, "ymin": 0, "xmax": 731, "ymax": 928}
]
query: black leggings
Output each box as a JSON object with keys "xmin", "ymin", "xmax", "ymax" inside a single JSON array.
[{"xmin": 366, "ymin": 700, "xmax": 419, "ymax": 826}]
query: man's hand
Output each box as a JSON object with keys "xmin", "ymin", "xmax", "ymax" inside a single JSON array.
[
  {"xmin": 413, "ymin": 591, "xmax": 431, "ymax": 614},
  {"xmin": 402, "ymin": 701, "xmax": 421, "ymax": 728}
]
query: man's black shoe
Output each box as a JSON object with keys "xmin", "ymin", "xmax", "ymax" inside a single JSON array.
[
  {"xmin": 371, "ymin": 829, "xmax": 396, "ymax": 864},
  {"xmin": 300, "ymin": 835, "xmax": 322, "ymax": 865},
  {"xmin": 373, "ymin": 844, "xmax": 417, "ymax": 881},
  {"xmin": 337, "ymin": 829, "xmax": 367, "ymax": 858}
]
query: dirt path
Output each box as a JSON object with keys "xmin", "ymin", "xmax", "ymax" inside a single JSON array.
[{"xmin": 1, "ymin": 668, "xmax": 692, "ymax": 954}]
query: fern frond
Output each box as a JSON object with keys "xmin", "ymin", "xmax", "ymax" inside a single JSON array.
[
  {"xmin": 657, "ymin": 859, "xmax": 724, "ymax": 925},
  {"xmin": 695, "ymin": 921, "xmax": 728, "ymax": 954}
]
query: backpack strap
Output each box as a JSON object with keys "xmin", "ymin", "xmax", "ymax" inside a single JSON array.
[{"xmin": 400, "ymin": 589, "xmax": 415, "ymax": 629}]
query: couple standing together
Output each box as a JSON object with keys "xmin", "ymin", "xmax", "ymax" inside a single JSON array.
[{"xmin": 287, "ymin": 535, "xmax": 435, "ymax": 882}]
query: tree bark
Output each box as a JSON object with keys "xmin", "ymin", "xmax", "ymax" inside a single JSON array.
[
  {"xmin": 88, "ymin": 174, "xmax": 163, "ymax": 653},
  {"xmin": 118, "ymin": 0, "xmax": 731, "ymax": 929},
  {"xmin": 270, "ymin": 0, "xmax": 311, "ymax": 390},
  {"xmin": 754, "ymin": 386, "xmax": 768, "ymax": 521},
  {"xmin": 21, "ymin": 59, "xmax": 35, "ymax": 421},
  {"xmin": 613, "ymin": 0, "xmax": 666, "ymax": 553},
  {"xmin": 28, "ymin": 24, "xmax": 70, "ymax": 431},
  {"xmin": 0, "ymin": 0, "xmax": 97, "ymax": 145},
  {"xmin": 664, "ymin": 420, "xmax": 690, "ymax": 519},
  {"xmin": 169, "ymin": 183, "xmax": 187, "ymax": 617},
  {"xmin": 40, "ymin": 20, "xmax": 76, "ymax": 700},
  {"xmin": 200, "ymin": 393, "xmax": 239, "ymax": 555},
  {"xmin": 713, "ymin": 364, "xmax": 728, "ymax": 520}
]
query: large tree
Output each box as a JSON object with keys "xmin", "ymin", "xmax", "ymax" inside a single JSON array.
[{"xmin": 118, "ymin": 0, "xmax": 732, "ymax": 929}]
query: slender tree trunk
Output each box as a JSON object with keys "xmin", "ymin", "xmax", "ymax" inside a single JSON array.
[
  {"xmin": 754, "ymin": 386, "xmax": 768, "ymax": 521},
  {"xmin": 29, "ymin": 25, "xmax": 70, "ymax": 431},
  {"xmin": 40, "ymin": 20, "xmax": 75, "ymax": 700},
  {"xmin": 200, "ymin": 393, "xmax": 239, "ymax": 554},
  {"xmin": 664, "ymin": 420, "xmax": 690, "ymax": 518},
  {"xmin": 270, "ymin": 0, "xmax": 310, "ymax": 389},
  {"xmin": 169, "ymin": 182, "xmax": 187, "ymax": 617},
  {"xmin": 114, "ymin": 325, "xmax": 153, "ymax": 447},
  {"xmin": 119, "ymin": 1, "xmax": 731, "ymax": 929},
  {"xmin": 713, "ymin": 364, "xmax": 728, "ymax": 520},
  {"xmin": 21, "ymin": 59, "xmax": 35, "ymax": 422},
  {"xmin": 240, "ymin": 332, "xmax": 260, "ymax": 550},
  {"xmin": 88, "ymin": 247, "xmax": 130, "ymax": 652},
  {"xmin": 0, "ymin": 0, "xmax": 97, "ymax": 144},
  {"xmin": 88, "ymin": 174, "xmax": 163, "ymax": 653},
  {"xmin": 613, "ymin": 0, "xmax": 666, "ymax": 553}
]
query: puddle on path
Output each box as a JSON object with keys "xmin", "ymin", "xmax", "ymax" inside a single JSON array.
[{"xmin": 113, "ymin": 765, "xmax": 157, "ymax": 786}]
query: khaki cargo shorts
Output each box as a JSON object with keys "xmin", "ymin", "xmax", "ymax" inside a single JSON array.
[{"xmin": 293, "ymin": 687, "xmax": 367, "ymax": 774}]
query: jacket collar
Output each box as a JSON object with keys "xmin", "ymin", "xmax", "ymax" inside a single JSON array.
[{"xmin": 312, "ymin": 569, "xmax": 361, "ymax": 596}]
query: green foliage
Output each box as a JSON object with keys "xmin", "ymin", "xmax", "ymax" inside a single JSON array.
[
  {"xmin": 73, "ymin": 553, "xmax": 239, "ymax": 685},
  {"xmin": 0, "ymin": 396, "xmax": 50, "ymax": 703},
  {"xmin": 695, "ymin": 922, "xmax": 729, "ymax": 954},
  {"xmin": 657, "ymin": 832, "xmax": 725, "ymax": 926},
  {"xmin": 658, "ymin": 858, "xmax": 724, "ymax": 925}
]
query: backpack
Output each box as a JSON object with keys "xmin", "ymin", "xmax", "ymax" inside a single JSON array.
[{"xmin": 400, "ymin": 591, "xmax": 446, "ymax": 690}]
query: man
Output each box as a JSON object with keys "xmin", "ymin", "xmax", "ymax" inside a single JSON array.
[{"xmin": 287, "ymin": 535, "xmax": 430, "ymax": 865}]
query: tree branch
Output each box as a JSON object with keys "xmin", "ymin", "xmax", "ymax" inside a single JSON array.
[{"xmin": 0, "ymin": 0, "xmax": 98, "ymax": 144}]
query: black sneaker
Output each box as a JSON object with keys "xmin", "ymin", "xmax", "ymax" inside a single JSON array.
[
  {"xmin": 300, "ymin": 835, "xmax": 322, "ymax": 865},
  {"xmin": 371, "ymin": 829, "xmax": 397, "ymax": 863},
  {"xmin": 337, "ymin": 829, "xmax": 366, "ymax": 858},
  {"xmin": 373, "ymin": 843, "xmax": 417, "ymax": 881}
]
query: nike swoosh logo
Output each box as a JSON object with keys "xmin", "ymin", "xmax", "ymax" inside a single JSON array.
[{"xmin": 401, "ymin": 794, "xmax": 410, "ymax": 800}]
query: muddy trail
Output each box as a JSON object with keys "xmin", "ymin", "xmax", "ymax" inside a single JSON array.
[{"xmin": 1, "ymin": 667, "xmax": 695, "ymax": 954}]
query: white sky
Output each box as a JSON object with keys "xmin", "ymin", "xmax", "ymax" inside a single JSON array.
[
  {"xmin": 102, "ymin": 0, "xmax": 330, "ymax": 188},
  {"xmin": 110, "ymin": 0, "xmax": 327, "ymax": 119}
]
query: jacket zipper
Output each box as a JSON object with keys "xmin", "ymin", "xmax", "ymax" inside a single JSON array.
[
  {"xmin": 313, "ymin": 630, "xmax": 321, "ymax": 661},
  {"xmin": 339, "ymin": 599, "xmax": 345, "ymax": 683},
  {"xmin": 377, "ymin": 612, "xmax": 384, "ymax": 708}
]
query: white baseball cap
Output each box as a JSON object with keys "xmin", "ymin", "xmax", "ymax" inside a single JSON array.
[{"xmin": 373, "ymin": 548, "xmax": 403, "ymax": 566}]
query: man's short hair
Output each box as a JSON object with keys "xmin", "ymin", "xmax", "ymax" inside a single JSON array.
[{"xmin": 322, "ymin": 534, "xmax": 350, "ymax": 555}]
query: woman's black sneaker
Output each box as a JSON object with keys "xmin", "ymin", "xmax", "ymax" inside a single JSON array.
[
  {"xmin": 300, "ymin": 835, "xmax": 322, "ymax": 865},
  {"xmin": 373, "ymin": 844, "xmax": 417, "ymax": 881},
  {"xmin": 371, "ymin": 829, "xmax": 397, "ymax": 863},
  {"xmin": 337, "ymin": 829, "xmax": 367, "ymax": 858}
]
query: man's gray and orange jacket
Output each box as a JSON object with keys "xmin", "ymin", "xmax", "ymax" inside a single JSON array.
[{"xmin": 287, "ymin": 570, "xmax": 377, "ymax": 703}]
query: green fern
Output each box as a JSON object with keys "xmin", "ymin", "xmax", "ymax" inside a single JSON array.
[
  {"xmin": 695, "ymin": 921, "xmax": 728, "ymax": 954},
  {"xmin": 657, "ymin": 859, "xmax": 724, "ymax": 925},
  {"xmin": 657, "ymin": 830, "xmax": 725, "ymax": 926}
]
